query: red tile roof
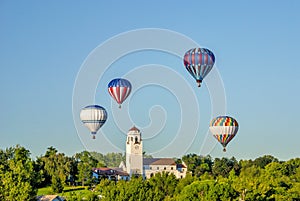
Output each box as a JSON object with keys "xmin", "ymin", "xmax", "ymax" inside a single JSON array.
[{"xmin": 129, "ymin": 126, "xmax": 140, "ymax": 132}]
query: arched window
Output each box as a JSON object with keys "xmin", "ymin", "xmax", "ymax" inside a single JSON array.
[
  {"xmin": 131, "ymin": 137, "xmax": 133, "ymax": 141},
  {"xmin": 135, "ymin": 136, "xmax": 138, "ymax": 143}
]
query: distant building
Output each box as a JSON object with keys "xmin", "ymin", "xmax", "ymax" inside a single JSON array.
[
  {"xmin": 125, "ymin": 126, "xmax": 143, "ymax": 177},
  {"xmin": 143, "ymin": 158, "xmax": 187, "ymax": 179},
  {"xmin": 122, "ymin": 126, "xmax": 187, "ymax": 179},
  {"xmin": 36, "ymin": 195, "xmax": 65, "ymax": 201},
  {"xmin": 92, "ymin": 167, "xmax": 129, "ymax": 181},
  {"xmin": 92, "ymin": 126, "xmax": 188, "ymax": 180}
]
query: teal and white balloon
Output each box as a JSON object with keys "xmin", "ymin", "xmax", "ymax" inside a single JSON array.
[{"xmin": 80, "ymin": 105, "xmax": 107, "ymax": 139}]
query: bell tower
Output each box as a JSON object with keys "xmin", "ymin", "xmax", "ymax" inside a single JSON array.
[{"xmin": 126, "ymin": 126, "xmax": 143, "ymax": 177}]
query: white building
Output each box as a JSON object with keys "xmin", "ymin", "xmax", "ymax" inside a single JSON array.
[
  {"xmin": 122, "ymin": 126, "xmax": 187, "ymax": 179},
  {"xmin": 125, "ymin": 126, "xmax": 143, "ymax": 177},
  {"xmin": 143, "ymin": 158, "xmax": 187, "ymax": 179}
]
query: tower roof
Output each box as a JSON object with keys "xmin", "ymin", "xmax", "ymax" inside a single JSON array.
[{"xmin": 129, "ymin": 126, "xmax": 140, "ymax": 132}]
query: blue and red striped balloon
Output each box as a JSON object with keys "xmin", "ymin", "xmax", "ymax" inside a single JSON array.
[
  {"xmin": 183, "ymin": 48, "xmax": 215, "ymax": 87},
  {"xmin": 108, "ymin": 78, "xmax": 132, "ymax": 108}
]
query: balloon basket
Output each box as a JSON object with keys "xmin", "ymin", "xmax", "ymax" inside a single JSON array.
[{"xmin": 197, "ymin": 80, "xmax": 202, "ymax": 87}]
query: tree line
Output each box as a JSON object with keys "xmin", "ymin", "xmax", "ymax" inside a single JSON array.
[{"xmin": 0, "ymin": 145, "xmax": 299, "ymax": 200}]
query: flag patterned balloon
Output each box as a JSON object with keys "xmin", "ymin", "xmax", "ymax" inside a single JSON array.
[
  {"xmin": 209, "ymin": 116, "xmax": 239, "ymax": 152},
  {"xmin": 80, "ymin": 105, "xmax": 107, "ymax": 139},
  {"xmin": 108, "ymin": 78, "xmax": 132, "ymax": 108},
  {"xmin": 183, "ymin": 48, "xmax": 215, "ymax": 87}
]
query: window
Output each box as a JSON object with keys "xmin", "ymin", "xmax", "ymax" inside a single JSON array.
[
  {"xmin": 150, "ymin": 167, "xmax": 152, "ymax": 170},
  {"xmin": 135, "ymin": 136, "xmax": 138, "ymax": 143},
  {"xmin": 157, "ymin": 167, "xmax": 159, "ymax": 170},
  {"xmin": 164, "ymin": 167, "xmax": 166, "ymax": 170},
  {"xmin": 131, "ymin": 137, "xmax": 133, "ymax": 141},
  {"xmin": 171, "ymin": 167, "xmax": 173, "ymax": 170}
]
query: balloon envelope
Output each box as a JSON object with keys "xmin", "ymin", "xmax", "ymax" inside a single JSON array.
[
  {"xmin": 209, "ymin": 116, "xmax": 238, "ymax": 152},
  {"xmin": 108, "ymin": 78, "xmax": 132, "ymax": 108},
  {"xmin": 183, "ymin": 48, "xmax": 215, "ymax": 87},
  {"xmin": 80, "ymin": 105, "xmax": 107, "ymax": 139}
]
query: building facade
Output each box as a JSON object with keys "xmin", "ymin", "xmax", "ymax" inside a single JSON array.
[
  {"xmin": 143, "ymin": 158, "xmax": 187, "ymax": 179},
  {"xmin": 92, "ymin": 167, "xmax": 129, "ymax": 181},
  {"xmin": 124, "ymin": 126, "xmax": 187, "ymax": 179},
  {"xmin": 125, "ymin": 126, "xmax": 143, "ymax": 177}
]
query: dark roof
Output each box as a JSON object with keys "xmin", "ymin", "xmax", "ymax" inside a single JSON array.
[
  {"xmin": 176, "ymin": 163, "xmax": 187, "ymax": 168},
  {"xmin": 114, "ymin": 169, "xmax": 130, "ymax": 176},
  {"xmin": 93, "ymin": 167, "xmax": 129, "ymax": 176},
  {"xmin": 129, "ymin": 126, "xmax": 140, "ymax": 132},
  {"xmin": 143, "ymin": 158, "xmax": 176, "ymax": 166},
  {"xmin": 111, "ymin": 167, "xmax": 123, "ymax": 172}
]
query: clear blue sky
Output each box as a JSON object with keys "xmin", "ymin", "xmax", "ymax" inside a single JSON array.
[{"xmin": 0, "ymin": 1, "xmax": 299, "ymax": 160}]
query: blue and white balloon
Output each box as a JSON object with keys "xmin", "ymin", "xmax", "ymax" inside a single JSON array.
[{"xmin": 80, "ymin": 105, "xmax": 107, "ymax": 139}]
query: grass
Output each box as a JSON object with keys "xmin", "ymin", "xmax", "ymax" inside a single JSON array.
[
  {"xmin": 63, "ymin": 186, "xmax": 86, "ymax": 192},
  {"xmin": 37, "ymin": 186, "xmax": 98, "ymax": 200},
  {"xmin": 37, "ymin": 186, "xmax": 88, "ymax": 196},
  {"xmin": 37, "ymin": 186, "xmax": 52, "ymax": 195}
]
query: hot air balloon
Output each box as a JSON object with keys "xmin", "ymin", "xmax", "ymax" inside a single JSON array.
[
  {"xmin": 108, "ymin": 78, "xmax": 132, "ymax": 108},
  {"xmin": 183, "ymin": 48, "xmax": 215, "ymax": 87},
  {"xmin": 80, "ymin": 105, "xmax": 107, "ymax": 139},
  {"xmin": 209, "ymin": 116, "xmax": 239, "ymax": 152}
]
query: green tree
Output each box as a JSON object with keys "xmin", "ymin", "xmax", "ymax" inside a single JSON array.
[
  {"xmin": 174, "ymin": 172, "xmax": 194, "ymax": 195},
  {"xmin": 176, "ymin": 179, "xmax": 237, "ymax": 201},
  {"xmin": 95, "ymin": 179, "xmax": 116, "ymax": 201},
  {"xmin": 182, "ymin": 154, "xmax": 213, "ymax": 176},
  {"xmin": 253, "ymin": 155, "xmax": 279, "ymax": 168},
  {"xmin": 40, "ymin": 146, "xmax": 72, "ymax": 188},
  {"xmin": 263, "ymin": 162, "xmax": 300, "ymax": 200},
  {"xmin": 212, "ymin": 157, "xmax": 239, "ymax": 178},
  {"xmin": 0, "ymin": 145, "xmax": 38, "ymax": 201},
  {"xmin": 176, "ymin": 180, "xmax": 214, "ymax": 201},
  {"xmin": 76, "ymin": 151, "xmax": 98, "ymax": 186},
  {"xmin": 148, "ymin": 172, "xmax": 178, "ymax": 200},
  {"xmin": 67, "ymin": 156, "xmax": 79, "ymax": 186},
  {"xmin": 51, "ymin": 173, "xmax": 64, "ymax": 193},
  {"xmin": 90, "ymin": 152, "xmax": 125, "ymax": 167},
  {"xmin": 210, "ymin": 180, "xmax": 238, "ymax": 201},
  {"xmin": 33, "ymin": 156, "xmax": 48, "ymax": 188},
  {"xmin": 232, "ymin": 165, "xmax": 263, "ymax": 200},
  {"xmin": 143, "ymin": 151, "xmax": 153, "ymax": 159}
]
